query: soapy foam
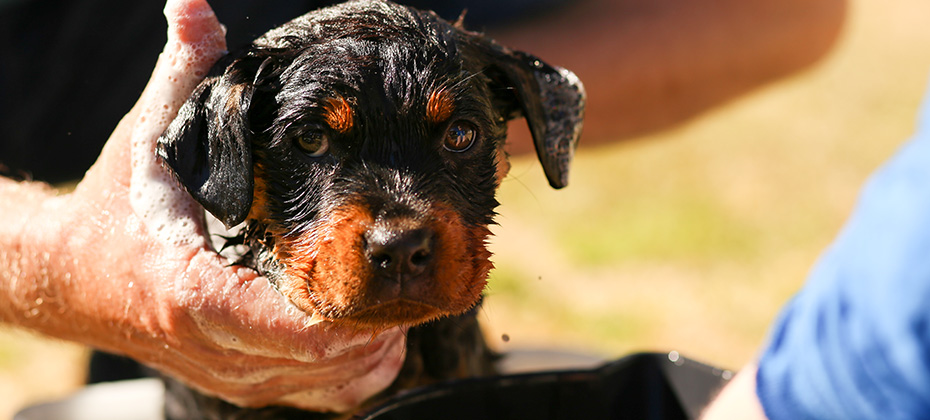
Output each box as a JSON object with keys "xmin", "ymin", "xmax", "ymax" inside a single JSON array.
[
  {"xmin": 274, "ymin": 328, "xmax": 407, "ymax": 411},
  {"xmin": 129, "ymin": 1, "xmax": 226, "ymax": 245}
]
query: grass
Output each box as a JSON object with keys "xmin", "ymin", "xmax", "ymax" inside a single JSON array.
[
  {"xmin": 554, "ymin": 191, "xmax": 763, "ymax": 266},
  {"xmin": 0, "ymin": 329, "xmax": 86, "ymax": 418},
  {"xmin": 3, "ymin": 0, "xmax": 930, "ymax": 417}
]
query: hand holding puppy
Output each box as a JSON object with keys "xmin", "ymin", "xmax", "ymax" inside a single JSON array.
[{"xmin": 0, "ymin": 0, "xmax": 405, "ymax": 412}]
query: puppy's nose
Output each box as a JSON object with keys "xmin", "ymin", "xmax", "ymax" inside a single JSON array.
[{"xmin": 365, "ymin": 226, "xmax": 434, "ymax": 278}]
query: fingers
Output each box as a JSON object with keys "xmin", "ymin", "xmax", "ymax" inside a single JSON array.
[
  {"xmin": 204, "ymin": 332, "xmax": 402, "ymax": 411},
  {"xmin": 153, "ymin": 270, "xmax": 408, "ymax": 411},
  {"xmin": 164, "ymin": 0, "xmax": 227, "ymax": 49},
  {"xmin": 175, "ymin": 251, "xmax": 406, "ymax": 363},
  {"xmin": 276, "ymin": 334, "xmax": 407, "ymax": 411},
  {"xmin": 162, "ymin": 252, "xmax": 408, "ymax": 409},
  {"xmin": 128, "ymin": 0, "xmax": 227, "ymax": 246}
]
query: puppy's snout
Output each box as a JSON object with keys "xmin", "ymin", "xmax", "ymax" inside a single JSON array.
[{"xmin": 365, "ymin": 225, "xmax": 434, "ymax": 278}]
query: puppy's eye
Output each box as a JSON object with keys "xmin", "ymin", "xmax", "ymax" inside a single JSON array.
[
  {"xmin": 295, "ymin": 131, "xmax": 330, "ymax": 157},
  {"xmin": 443, "ymin": 121, "xmax": 478, "ymax": 152}
]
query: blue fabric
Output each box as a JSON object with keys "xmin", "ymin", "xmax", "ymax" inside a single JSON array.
[{"xmin": 756, "ymin": 79, "xmax": 930, "ymax": 419}]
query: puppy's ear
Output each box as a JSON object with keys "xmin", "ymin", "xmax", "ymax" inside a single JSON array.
[
  {"xmin": 156, "ymin": 55, "xmax": 267, "ymax": 227},
  {"xmin": 478, "ymin": 42, "xmax": 586, "ymax": 189}
]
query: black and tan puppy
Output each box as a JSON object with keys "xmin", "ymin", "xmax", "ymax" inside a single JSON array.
[{"xmin": 156, "ymin": 0, "xmax": 584, "ymax": 417}]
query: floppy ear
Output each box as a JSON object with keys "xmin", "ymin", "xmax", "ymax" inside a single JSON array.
[
  {"xmin": 156, "ymin": 55, "xmax": 265, "ymax": 228},
  {"xmin": 478, "ymin": 42, "xmax": 585, "ymax": 189}
]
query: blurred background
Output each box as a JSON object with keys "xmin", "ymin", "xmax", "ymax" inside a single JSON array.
[{"xmin": 2, "ymin": 0, "xmax": 930, "ymax": 417}]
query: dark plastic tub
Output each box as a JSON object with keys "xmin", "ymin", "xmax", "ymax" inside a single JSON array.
[{"xmin": 358, "ymin": 352, "xmax": 732, "ymax": 420}]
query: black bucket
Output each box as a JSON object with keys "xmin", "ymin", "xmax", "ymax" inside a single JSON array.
[{"xmin": 358, "ymin": 352, "xmax": 732, "ymax": 420}]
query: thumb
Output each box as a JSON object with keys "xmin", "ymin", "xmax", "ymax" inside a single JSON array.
[{"xmin": 128, "ymin": 0, "xmax": 227, "ymax": 246}]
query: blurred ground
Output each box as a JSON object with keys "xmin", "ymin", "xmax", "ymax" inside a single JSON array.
[{"xmin": 2, "ymin": 0, "xmax": 930, "ymax": 417}]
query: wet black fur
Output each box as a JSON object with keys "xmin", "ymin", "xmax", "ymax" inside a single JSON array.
[{"xmin": 155, "ymin": 1, "xmax": 583, "ymax": 418}]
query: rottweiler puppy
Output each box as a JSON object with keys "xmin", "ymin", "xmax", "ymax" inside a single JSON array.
[{"xmin": 156, "ymin": 0, "xmax": 584, "ymax": 417}]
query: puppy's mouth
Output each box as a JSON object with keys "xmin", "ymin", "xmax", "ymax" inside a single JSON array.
[{"xmin": 261, "ymin": 202, "xmax": 492, "ymax": 330}]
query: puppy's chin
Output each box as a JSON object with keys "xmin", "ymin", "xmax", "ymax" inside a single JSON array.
[
  {"xmin": 273, "ymin": 270, "xmax": 486, "ymax": 331},
  {"xmin": 275, "ymin": 284, "xmax": 480, "ymax": 331},
  {"xmin": 334, "ymin": 300, "xmax": 446, "ymax": 330}
]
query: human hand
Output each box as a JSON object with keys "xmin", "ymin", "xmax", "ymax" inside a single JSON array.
[{"xmin": 17, "ymin": 0, "xmax": 405, "ymax": 411}]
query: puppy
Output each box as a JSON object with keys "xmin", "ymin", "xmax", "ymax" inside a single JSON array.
[{"xmin": 156, "ymin": 0, "xmax": 584, "ymax": 418}]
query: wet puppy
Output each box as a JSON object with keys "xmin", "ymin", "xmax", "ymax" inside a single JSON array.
[{"xmin": 157, "ymin": 0, "xmax": 584, "ymax": 418}]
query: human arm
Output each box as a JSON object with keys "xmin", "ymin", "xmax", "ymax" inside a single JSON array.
[
  {"xmin": 492, "ymin": 0, "xmax": 847, "ymax": 153},
  {"xmin": 700, "ymin": 364, "xmax": 768, "ymax": 420},
  {"xmin": 0, "ymin": 0, "xmax": 405, "ymax": 412}
]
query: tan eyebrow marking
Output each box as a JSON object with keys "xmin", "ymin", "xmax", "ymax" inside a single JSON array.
[
  {"xmin": 323, "ymin": 96, "xmax": 354, "ymax": 133},
  {"xmin": 426, "ymin": 87, "xmax": 455, "ymax": 124}
]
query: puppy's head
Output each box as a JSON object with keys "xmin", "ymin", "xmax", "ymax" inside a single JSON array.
[{"xmin": 157, "ymin": 0, "xmax": 584, "ymax": 330}]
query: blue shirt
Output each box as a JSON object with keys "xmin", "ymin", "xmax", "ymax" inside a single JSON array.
[{"xmin": 757, "ymin": 80, "xmax": 930, "ymax": 419}]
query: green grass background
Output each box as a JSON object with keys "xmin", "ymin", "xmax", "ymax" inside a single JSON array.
[{"xmin": 3, "ymin": 0, "xmax": 930, "ymax": 416}]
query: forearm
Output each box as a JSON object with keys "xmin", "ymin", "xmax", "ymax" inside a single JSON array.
[
  {"xmin": 0, "ymin": 178, "xmax": 65, "ymax": 329},
  {"xmin": 494, "ymin": 0, "xmax": 847, "ymax": 152},
  {"xmin": 0, "ymin": 177, "xmax": 161, "ymax": 355},
  {"xmin": 701, "ymin": 363, "xmax": 769, "ymax": 420}
]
